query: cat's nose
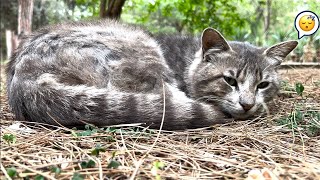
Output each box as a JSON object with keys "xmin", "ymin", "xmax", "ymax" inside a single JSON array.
[{"xmin": 240, "ymin": 102, "xmax": 254, "ymax": 112}]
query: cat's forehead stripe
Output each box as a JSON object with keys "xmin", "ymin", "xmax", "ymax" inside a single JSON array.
[
  {"xmin": 236, "ymin": 63, "xmax": 247, "ymax": 78},
  {"xmin": 235, "ymin": 62, "xmax": 263, "ymax": 83}
]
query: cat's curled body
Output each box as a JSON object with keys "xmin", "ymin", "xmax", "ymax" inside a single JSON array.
[{"xmin": 6, "ymin": 20, "xmax": 298, "ymax": 130}]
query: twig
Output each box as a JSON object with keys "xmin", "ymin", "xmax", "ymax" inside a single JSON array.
[
  {"xmin": 4, "ymin": 156, "xmax": 56, "ymax": 180},
  {"xmin": 129, "ymin": 80, "xmax": 166, "ymax": 180}
]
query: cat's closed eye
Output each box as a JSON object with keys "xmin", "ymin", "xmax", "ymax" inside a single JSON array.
[
  {"xmin": 257, "ymin": 81, "xmax": 270, "ymax": 89},
  {"xmin": 223, "ymin": 76, "xmax": 237, "ymax": 87},
  {"xmin": 204, "ymin": 56, "xmax": 212, "ymax": 62}
]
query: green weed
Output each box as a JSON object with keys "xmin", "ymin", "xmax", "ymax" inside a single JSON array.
[
  {"xmin": 91, "ymin": 144, "xmax": 106, "ymax": 156},
  {"xmin": 278, "ymin": 110, "xmax": 320, "ymax": 137},
  {"xmin": 72, "ymin": 172, "xmax": 84, "ymax": 180},
  {"xmin": 107, "ymin": 160, "xmax": 121, "ymax": 169},
  {"xmin": 34, "ymin": 175, "xmax": 45, "ymax": 180},
  {"xmin": 72, "ymin": 125, "xmax": 98, "ymax": 137},
  {"xmin": 151, "ymin": 161, "xmax": 165, "ymax": 180},
  {"xmin": 80, "ymin": 159, "xmax": 96, "ymax": 169},
  {"xmin": 2, "ymin": 133, "xmax": 16, "ymax": 144},
  {"xmin": 295, "ymin": 82, "xmax": 304, "ymax": 96},
  {"xmin": 6, "ymin": 167, "xmax": 17, "ymax": 178},
  {"xmin": 50, "ymin": 166, "xmax": 61, "ymax": 175}
]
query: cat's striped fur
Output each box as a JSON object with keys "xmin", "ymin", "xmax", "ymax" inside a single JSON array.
[{"xmin": 6, "ymin": 20, "xmax": 298, "ymax": 130}]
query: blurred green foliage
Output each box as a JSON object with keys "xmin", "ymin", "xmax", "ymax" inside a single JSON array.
[
  {"xmin": 1, "ymin": 0, "xmax": 319, "ymax": 61},
  {"xmin": 122, "ymin": 0, "xmax": 319, "ymax": 46},
  {"xmin": 122, "ymin": 0, "xmax": 246, "ymax": 37}
]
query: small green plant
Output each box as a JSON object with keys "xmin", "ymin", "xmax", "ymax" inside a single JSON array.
[
  {"xmin": 151, "ymin": 161, "xmax": 165, "ymax": 180},
  {"xmin": 6, "ymin": 167, "xmax": 18, "ymax": 178},
  {"xmin": 105, "ymin": 127, "xmax": 119, "ymax": 133},
  {"xmin": 50, "ymin": 166, "xmax": 61, "ymax": 175},
  {"xmin": 306, "ymin": 111, "xmax": 320, "ymax": 136},
  {"xmin": 72, "ymin": 172, "xmax": 84, "ymax": 180},
  {"xmin": 73, "ymin": 125, "xmax": 98, "ymax": 137},
  {"xmin": 278, "ymin": 110, "xmax": 320, "ymax": 137},
  {"xmin": 91, "ymin": 144, "xmax": 106, "ymax": 156},
  {"xmin": 295, "ymin": 82, "xmax": 304, "ymax": 96},
  {"xmin": 107, "ymin": 151, "xmax": 121, "ymax": 169},
  {"xmin": 105, "ymin": 127, "xmax": 129, "ymax": 134},
  {"xmin": 80, "ymin": 159, "xmax": 96, "ymax": 168},
  {"xmin": 2, "ymin": 133, "xmax": 16, "ymax": 144},
  {"xmin": 104, "ymin": 126, "xmax": 156, "ymax": 138},
  {"xmin": 278, "ymin": 110, "xmax": 303, "ymax": 128},
  {"xmin": 107, "ymin": 159, "xmax": 121, "ymax": 169},
  {"xmin": 34, "ymin": 174, "xmax": 45, "ymax": 180}
]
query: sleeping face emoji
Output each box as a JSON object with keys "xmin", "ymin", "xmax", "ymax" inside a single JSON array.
[{"xmin": 299, "ymin": 15, "xmax": 315, "ymax": 31}]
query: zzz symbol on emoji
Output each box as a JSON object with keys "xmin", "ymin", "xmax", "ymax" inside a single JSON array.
[{"xmin": 295, "ymin": 11, "xmax": 319, "ymax": 39}]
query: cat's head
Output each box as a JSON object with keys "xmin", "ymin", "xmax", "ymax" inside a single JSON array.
[{"xmin": 188, "ymin": 28, "xmax": 298, "ymax": 119}]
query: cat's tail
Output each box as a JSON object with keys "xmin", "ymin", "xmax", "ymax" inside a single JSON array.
[{"xmin": 7, "ymin": 73, "xmax": 231, "ymax": 130}]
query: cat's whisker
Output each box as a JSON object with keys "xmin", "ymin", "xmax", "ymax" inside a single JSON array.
[{"xmin": 261, "ymin": 102, "xmax": 270, "ymax": 116}]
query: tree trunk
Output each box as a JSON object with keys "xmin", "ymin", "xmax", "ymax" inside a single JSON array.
[
  {"xmin": 5, "ymin": 30, "xmax": 18, "ymax": 59},
  {"xmin": 264, "ymin": 0, "xmax": 271, "ymax": 40},
  {"xmin": 100, "ymin": 0, "xmax": 107, "ymax": 18},
  {"xmin": 18, "ymin": 0, "xmax": 34, "ymax": 37},
  {"xmin": 250, "ymin": 1, "xmax": 264, "ymax": 40},
  {"xmin": 100, "ymin": 0, "xmax": 126, "ymax": 19}
]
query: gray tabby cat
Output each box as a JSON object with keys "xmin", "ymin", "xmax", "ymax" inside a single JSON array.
[{"xmin": 6, "ymin": 20, "xmax": 298, "ymax": 130}]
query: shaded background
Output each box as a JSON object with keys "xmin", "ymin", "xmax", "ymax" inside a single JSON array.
[{"xmin": 1, "ymin": 0, "xmax": 319, "ymax": 62}]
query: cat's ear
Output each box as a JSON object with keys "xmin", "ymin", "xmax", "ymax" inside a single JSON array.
[
  {"xmin": 201, "ymin": 28, "xmax": 231, "ymax": 52},
  {"xmin": 264, "ymin": 41, "xmax": 298, "ymax": 64}
]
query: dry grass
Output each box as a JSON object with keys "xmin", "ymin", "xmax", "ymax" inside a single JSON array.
[{"xmin": 1, "ymin": 67, "xmax": 319, "ymax": 179}]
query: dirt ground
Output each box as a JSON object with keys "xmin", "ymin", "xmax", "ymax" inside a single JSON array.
[{"xmin": 1, "ymin": 66, "xmax": 319, "ymax": 179}]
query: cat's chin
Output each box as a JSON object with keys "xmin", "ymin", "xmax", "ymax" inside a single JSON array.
[
  {"xmin": 223, "ymin": 111, "xmax": 252, "ymax": 119},
  {"xmin": 220, "ymin": 109, "xmax": 246, "ymax": 119},
  {"xmin": 225, "ymin": 105, "xmax": 265, "ymax": 120},
  {"xmin": 220, "ymin": 109, "xmax": 251, "ymax": 120}
]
